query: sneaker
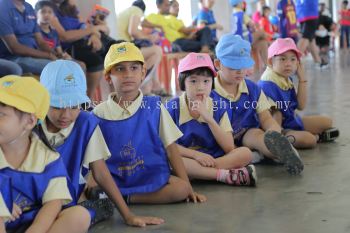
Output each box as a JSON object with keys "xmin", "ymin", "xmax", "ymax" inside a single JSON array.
[
  {"xmin": 227, "ymin": 165, "xmax": 257, "ymax": 187},
  {"xmin": 320, "ymin": 62, "xmax": 329, "ymax": 69},
  {"xmin": 264, "ymin": 131, "xmax": 304, "ymax": 175},
  {"xmin": 80, "ymin": 198, "xmax": 114, "ymax": 226},
  {"xmin": 319, "ymin": 128, "xmax": 339, "ymax": 142}
]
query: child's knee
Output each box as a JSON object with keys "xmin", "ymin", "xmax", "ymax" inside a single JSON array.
[
  {"xmin": 235, "ymin": 147, "xmax": 253, "ymax": 164},
  {"xmin": 70, "ymin": 206, "xmax": 91, "ymax": 231},
  {"xmin": 169, "ymin": 178, "xmax": 191, "ymax": 202}
]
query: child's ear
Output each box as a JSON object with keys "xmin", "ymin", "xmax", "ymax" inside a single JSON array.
[
  {"xmin": 104, "ymin": 72, "xmax": 112, "ymax": 84},
  {"xmin": 24, "ymin": 114, "xmax": 38, "ymax": 131},
  {"xmin": 267, "ymin": 58, "xmax": 273, "ymax": 67},
  {"xmin": 141, "ymin": 64, "xmax": 147, "ymax": 82},
  {"xmin": 214, "ymin": 59, "xmax": 221, "ymax": 70}
]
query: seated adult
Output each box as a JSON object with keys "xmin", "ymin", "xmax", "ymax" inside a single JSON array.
[
  {"xmin": 49, "ymin": 0, "xmax": 108, "ymax": 99},
  {"xmin": 0, "ymin": 59, "xmax": 22, "ymax": 76},
  {"xmin": 0, "ymin": 0, "xmax": 56, "ymax": 75},
  {"xmin": 116, "ymin": 0, "xmax": 165, "ymax": 96},
  {"xmin": 143, "ymin": 0, "xmax": 213, "ymax": 53}
]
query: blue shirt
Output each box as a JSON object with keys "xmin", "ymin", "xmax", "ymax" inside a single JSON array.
[
  {"xmin": 40, "ymin": 27, "xmax": 60, "ymax": 49},
  {"xmin": 0, "ymin": 0, "xmax": 40, "ymax": 58},
  {"xmin": 197, "ymin": 8, "xmax": 217, "ymax": 40},
  {"xmin": 295, "ymin": 0, "xmax": 319, "ymax": 22}
]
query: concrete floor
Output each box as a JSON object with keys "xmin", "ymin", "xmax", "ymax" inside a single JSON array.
[{"xmin": 90, "ymin": 51, "xmax": 350, "ymax": 233}]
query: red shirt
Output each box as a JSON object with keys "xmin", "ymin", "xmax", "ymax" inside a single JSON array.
[{"xmin": 340, "ymin": 9, "xmax": 350, "ymax": 26}]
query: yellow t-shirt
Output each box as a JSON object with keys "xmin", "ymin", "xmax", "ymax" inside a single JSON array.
[
  {"xmin": 0, "ymin": 134, "xmax": 72, "ymax": 205},
  {"xmin": 177, "ymin": 93, "xmax": 233, "ymax": 132},
  {"xmin": 42, "ymin": 119, "xmax": 111, "ymax": 168},
  {"xmin": 0, "ymin": 194, "xmax": 11, "ymax": 218},
  {"xmin": 215, "ymin": 74, "xmax": 271, "ymax": 113},
  {"xmin": 145, "ymin": 13, "xmax": 185, "ymax": 42},
  {"xmin": 116, "ymin": 6, "xmax": 144, "ymax": 41},
  {"xmin": 93, "ymin": 91, "xmax": 183, "ymax": 148}
]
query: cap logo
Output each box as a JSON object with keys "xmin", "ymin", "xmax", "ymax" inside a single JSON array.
[
  {"xmin": 64, "ymin": 75, "xmax": 75, "ymax": 85},
  {"xmin": 2, "ymin": 81, "xmax": 13, "ymax": 87},
  {"xmin": 117, "ymin": 46, "xmax": 127, "ymax": 54},
  {"xmin": 240, "ymin": 48, "xmax": 246, "ymax": 56}
]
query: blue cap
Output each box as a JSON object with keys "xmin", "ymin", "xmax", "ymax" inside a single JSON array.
[
  {"xmin": 40, "ymin": 60, "xmax": 90, "ymax": 108},
  {"xmin": 215, "ymin": 34, "xmax": 254, "ymax": 70},
  {"xmin": 229, "ymin": 0, "xmax": 243, "ymax": 6}
]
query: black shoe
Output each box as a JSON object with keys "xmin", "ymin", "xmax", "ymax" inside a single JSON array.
[
  {"xmin": 264, "ymin": 131, "xmax": 304, "ymax": 175},
  {"xmin": 80, "ymin": 198, "xmax": 114, "ymax": 226},
  {"xmin": 319, "ymin": 128, "xmax": 339, "ymax": 142}
]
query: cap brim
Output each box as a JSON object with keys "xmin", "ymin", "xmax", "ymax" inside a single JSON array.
[
  {"xmin": 0, "ymin": 92, "xmax": 36, "ymax": 116},
  {"xmin": 50, "ymin": 93, "xmax": 91, "ymax": 108},
  {"xmin": 269, "ymin": 48, "xmax": 302, "ymax": 60},
  {"xmin": 220, "ymin": 57, "xmax": 255, "ymax": 70}
]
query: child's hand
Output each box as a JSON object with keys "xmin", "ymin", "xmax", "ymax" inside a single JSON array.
[
  {"xmin": 194, "ymin": 151, "xmax": 216, "ymax": 167},
  {"xmin": 125, "ymin": 214, "xmax": 165, "ymax": 227},
  {"xmin": 9, "ymin": 204, "xmax": 22, "ymax": 222},
  {"xmin": 61, "ymin": 52, "xmax": 72, "ymax": 60},
  {"xmin": 186, "ymin": 190, "xmax": 207, "ymax": 203},
  {"xmin": 296, "ymin": 62, "xmax": 306, "ymax": 81},
  {"xmin": 191, "ymin": 96, "xmax": 213, "ymax": 123}
]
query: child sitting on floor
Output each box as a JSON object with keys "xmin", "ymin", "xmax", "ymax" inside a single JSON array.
[
  {"xmin": 92, "ymin": 42, "xmax": 206, "ymax": 204},
  {"xmin": 258, "ymin": 38, "xmax": 339, "ymax": 149}
]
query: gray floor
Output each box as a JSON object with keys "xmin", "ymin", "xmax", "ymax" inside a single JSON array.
[{"xmin": 91, "ymin": 51, "xmax": 350, "ymax": 233}]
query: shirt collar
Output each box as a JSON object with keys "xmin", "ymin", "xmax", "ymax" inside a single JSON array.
[
  {"xmin": 261, "ymin": 66, "xmax": 294, "ymax": 90},
  {"xmin": 233, "ymin": 7, "xmax": 243, "ymax": 13},
  {"xmin": 178, "ymin": 93, "xmax": 213, "ymax": 125},
  {"xmin": 104, "ymin": 91, "xmax": 144, "ymax": 120},
  {"xmin": 42, "ymin": 119, "xmax": 75, "ymax": 140},
  {"xmin": 214, "ymin": 74, "xmax": 249, "ymax": 101}
]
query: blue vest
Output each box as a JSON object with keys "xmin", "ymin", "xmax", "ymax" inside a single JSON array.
[
  {"xmin": 258, "ymin": 80, "xmax": 304, "ymax": 130},
  {"xmin": 167, "ymin": 97, "xmax": 226, "ymax": 158},
  {"xmin": 97, "ymin": 96, "xmax": 170, "ymax": 195},
  {"xmin": 1, "ymin": 157, "xmax": 67, "ymax": 229},
  {"xmin": 56, "ymin": 111, "xmax": 99, "ymax": 204},
  {"xmin": 210, "ymin": 79, "xmax": 260, "ymax": 136},
  {"xmin": 0, "ymin": 174, "xmax": 12, "ymax": 214}
]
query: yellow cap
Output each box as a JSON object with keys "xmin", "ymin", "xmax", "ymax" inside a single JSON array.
[
  {"xmin": 104, "ymin": 42, "xmax": 145, "ymax": 74},
  {"xmin": 0, "ymin": 76, "xmax": 50, "ymax": 120}
]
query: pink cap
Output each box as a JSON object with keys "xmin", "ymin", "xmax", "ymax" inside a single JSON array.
[
  {"xmin": 178, "ymin": 53, "xmax": 217, "ymax": 77},
  {"xmin": 268, "ymin": 38, "xmax": 302, "ymax": 60}
]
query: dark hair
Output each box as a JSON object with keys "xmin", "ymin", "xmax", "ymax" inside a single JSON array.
[
  {"xmin": 262, "ymin": 6, "xmax": 270, "ymax": 16},
  {"xmin": 156, "ymin": 0, "xmax": 165, "ymax": 6},
  {"xmin": 35, "ymin": 0, "xmax": 55, "ymax": 12},
  {"xmin": 132, "ymin": 0, "xmax": 146, "ymax": 12},
  {"xmin": 59, "ymin": 0, "xmax": 79, "ymax": 18},
  {"xmin": 343, "ymin": 0, "xmax": 348, "ymax": 5},
  {"xmin": 169, "ymin": 0, "xmax": 177, "ymax": 6},
  {"xmin": 178, "ymin": 67, "xmax": 215, "ymax": 91}
]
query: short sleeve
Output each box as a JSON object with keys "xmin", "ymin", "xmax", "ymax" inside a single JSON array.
[
  {"xmin": 256, "ymin": 91, "xmax": 272, "ymax": 113},
  {"xmin": 0, "ymin": 8, "xmax": 14, "ymax": 36},
  {"xmin": 42, "ymin": 177, "xmax": 72, "ymax": 205},
  {"xmin": 82, "ymin": 126, "xmax": 111, "ymax": 167},
  {"xmin": 243, "ymin": 14, "xmax": 252, "ymax": 25},
  {"xmin": 159, "ymin": 104, "xmax": 183, "ymax": 148},
  {"xmin": 219, "ymin": 112, "xmax": 233, "ymax": 132},
  {"xmin": 197, "ymin": 11, "xmax": 209, "ymax": 24}
]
